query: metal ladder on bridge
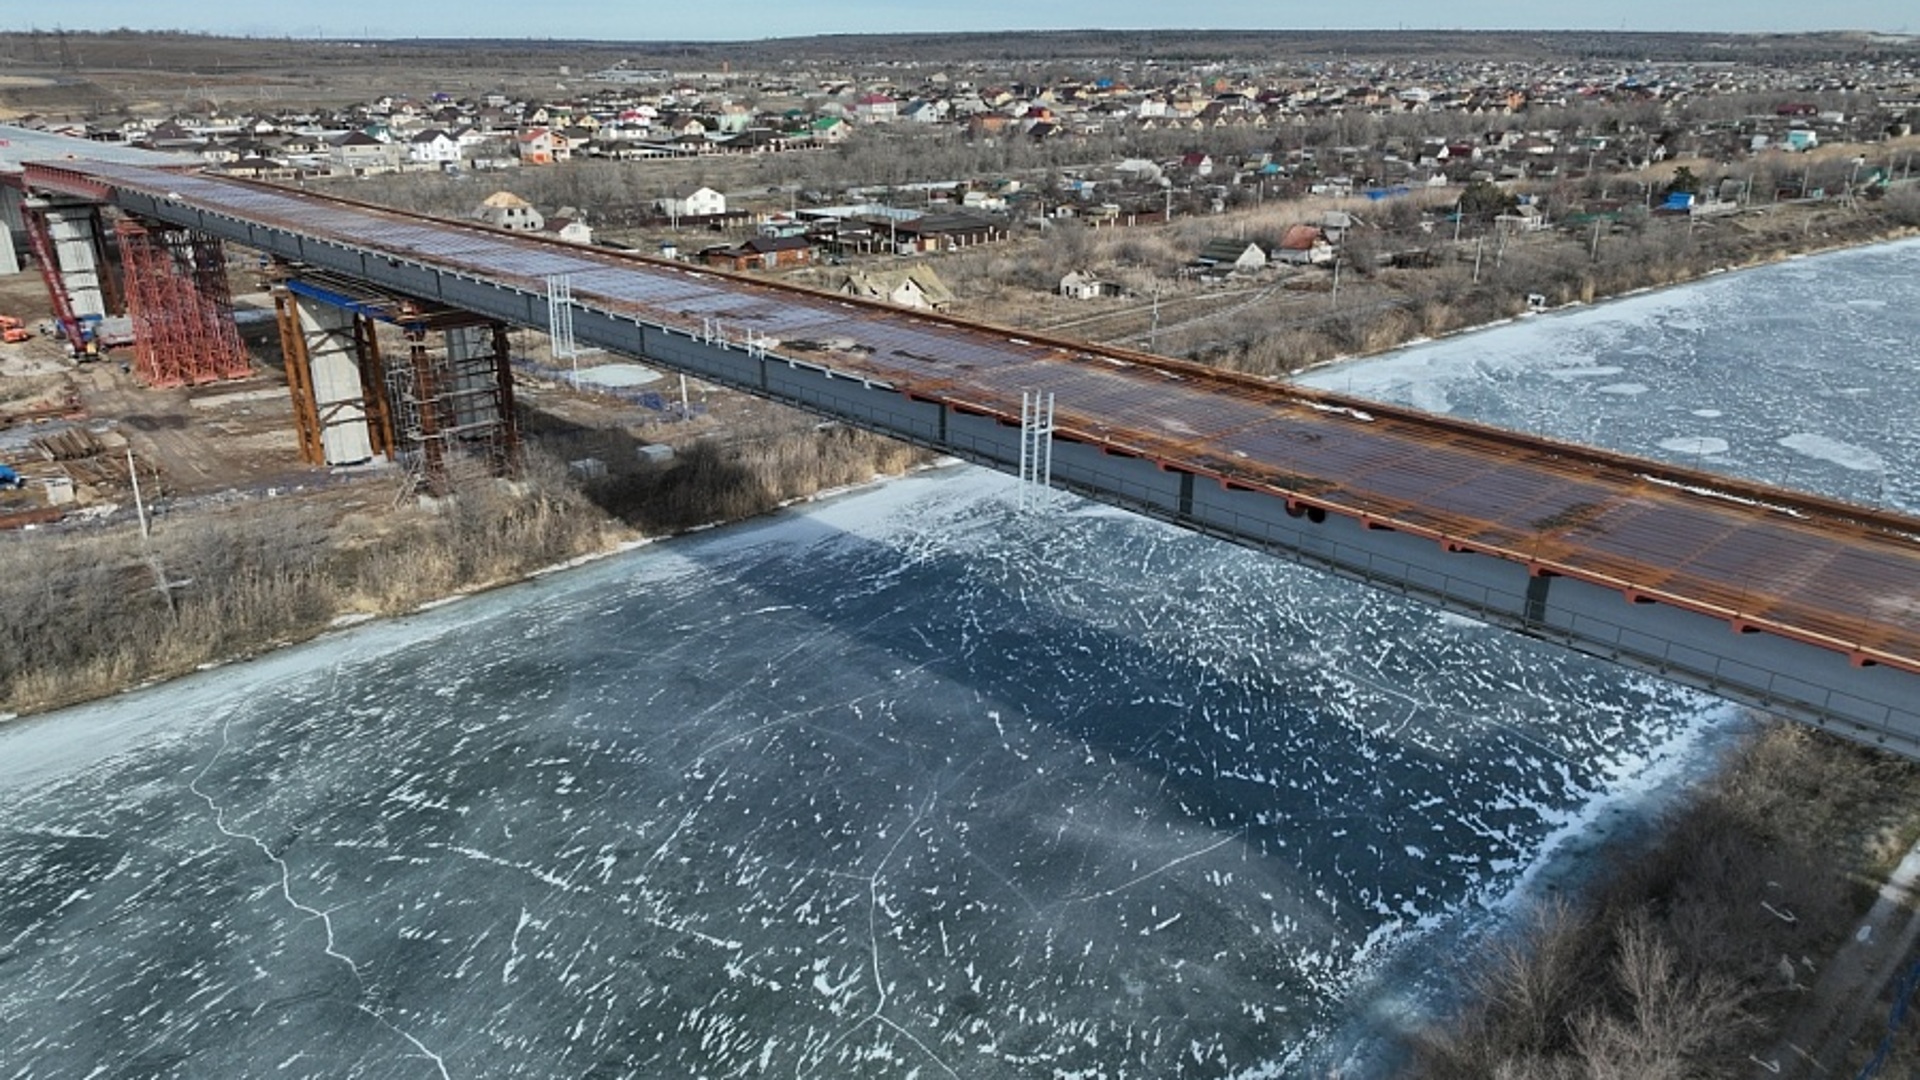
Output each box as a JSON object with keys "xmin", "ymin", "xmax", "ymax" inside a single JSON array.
[
  {"xmin": 545, "ymin": 273, "xmax": 586, "ymax": 387},
  {"xmin": 1017, "ymin": 390, "xmax": 1055, "ymax": 512}
]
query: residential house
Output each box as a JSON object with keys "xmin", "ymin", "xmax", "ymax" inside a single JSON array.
[
  {"xmin": 198, "ymin": 140, "xmax": 245, "ymax": 165},
  {"xmin": 835, "ymin": 266, "xmax": 954, "ymax": 312},
  {"xmin": 1059, "ymin": 271, "xmax": 1123, "ymax": 300},
  {"xmin": 330, "ymin": 131, "xmax": 402, "ymax": 175},
  {"xmin": 720, "ymin": 128, "xmax": 796, "ymax": 154},
  {"xmin": 453, "ymin": 126, "xmax": 492, "ymax": 154},
  {"xmin": 517, "ymin": 128, "xmax": 557, "ymax": 165},
  {"xmin": 891, "ymin": 211, "xmax": 1010, "ymax": 253},
  {"xmin": 1272, "ymin": 224, "xmax": 1334, "ymax": 265},
  {"xmin": 1179, "ymin": 152, "xmax": 1214, "ymax": 177},
  {"xmin": 655, "ymin": 187, "xmax": 727, "ymax": 219},
  {"xmin": 699, "ymin": 236, "xmax": 814, "ymax": 272},
  {"xmin": 543, "ymin": 210, "xmax": 593, "ymax": 245},
  {"xmin": 1495, "ymin": 204, "xmax": 1549, "ymax": 232},
  {"xmin": 1192, "ymin": 238, "xmax": 1268, "ymax": 274},
  {"xmin": 473, "ymin": 191, "xmax": 545, "ymax": 232},
  {"xmin": 661, "ymin": 115, "xmax": 708, "ymax": 139},
  {"xmin": 221, "ymin": 153, "xmax": 293, "ymax": 180},
  {"xmin": 966, "ymin": 114, "xmax": 1012, "ymax": 139},
  {"xmin": 713, "ymin": 102, "xmax": 755, "ymax": 134},
  {"xmin": 810, "ymin": 116, "xmax": 852, "ymax": 144},
  {"xmin": 901, "ymin": 99, "xmax": 951, "ymax": 124},
  {"xmin": 407, "ymin": 129, "xmax": 461, "ymax": 166},
  {"xmin": 853, "ymin": 94, "xmax": 899, "ymax": 123},
  {"xmin": 757, "ymin": 214, "xmax": 810, "ymax": 239}
]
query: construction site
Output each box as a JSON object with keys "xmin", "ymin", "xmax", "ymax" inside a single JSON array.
[{"xmin": 0, "ymin": 128, "xmax": 749, "ymax": 539}]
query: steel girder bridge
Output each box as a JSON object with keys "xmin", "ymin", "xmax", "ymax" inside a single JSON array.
[{"xmin": 19, "ymin": 160, "xmax": 1920, "ymax": 759}]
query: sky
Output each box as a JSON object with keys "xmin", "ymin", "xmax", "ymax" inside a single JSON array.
[{"xmin": 10, "ymin": 1, "xmax": 1916, "ymax": 41}]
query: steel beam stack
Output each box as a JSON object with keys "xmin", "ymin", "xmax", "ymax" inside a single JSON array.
[{"xmin": 116, "ymin": 219, "xmax": 250, "ymax": 388}]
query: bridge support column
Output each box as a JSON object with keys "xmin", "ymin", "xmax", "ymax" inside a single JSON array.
[
  {"xmin": 388, "ymin": 322, "xmax": 518, "ymax": 494},
  {"xmin": 274, "ymin": 282, "xmax": 519, "ymax": 491},
  {"xmin": 20, "ymin": 196, "xmax": 112, "ymax": 356},
  {"xmin": 272, "ymin": 289, "xmax": 379, "ymax": 466},
  {"xmin": 441, "ymin": 322, "xmax": 519, "ymax": 480}
]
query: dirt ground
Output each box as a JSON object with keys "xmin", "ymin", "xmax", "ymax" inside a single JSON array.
[{"xmin": 2, "ymin": 273, "xmax": 324, "ymax": 518}]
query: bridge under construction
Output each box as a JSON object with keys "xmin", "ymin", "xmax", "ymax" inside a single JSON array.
[{"xmin": 15, "ymin": 158, "xmax": 1920, "ymax": 758}]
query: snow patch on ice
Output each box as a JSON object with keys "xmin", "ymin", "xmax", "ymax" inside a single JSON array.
[
  {"xmin": 1779, "ymin": 432, "xmax": 1885, "ymax": 473},
  {"xmin": 1657, "ymin": 436, "xmax": 1729, "ymax": 456}
]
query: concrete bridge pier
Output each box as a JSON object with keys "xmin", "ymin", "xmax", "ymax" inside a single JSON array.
[{"xmin": 272, "ymin": 280, "xmax": 519, "ymax": 492}]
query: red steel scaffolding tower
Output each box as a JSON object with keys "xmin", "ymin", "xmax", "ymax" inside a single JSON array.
[{"xmin": 116, "ymin": 219, "xmax": 251, "ymax": 388}]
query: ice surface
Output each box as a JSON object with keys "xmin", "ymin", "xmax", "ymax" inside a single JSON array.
[
  {"xmin": 0, "ymin": 469, "xmax": 1717, "ymax": 1079},
  {"xmin": 1304, "ymin": 236, "xmax": 1920, "ymax": 513}
]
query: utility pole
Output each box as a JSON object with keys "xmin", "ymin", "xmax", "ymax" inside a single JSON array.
[{"xmin": 127, "ymin": 448, "xmax": 149, "ymax": 543}]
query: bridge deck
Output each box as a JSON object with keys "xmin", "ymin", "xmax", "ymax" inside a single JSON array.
[{"xmin": 30, "ymin": 161, "xmax": 1920, "ymax": 677}]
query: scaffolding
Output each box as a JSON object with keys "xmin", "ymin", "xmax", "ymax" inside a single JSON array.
[
  {"xmin": 117, "ymin": 219, "xmax": 250, "ymax": 388},
  {"xmin": 275, "ymin": 276, "xmax": 519, "ymax": 494}
]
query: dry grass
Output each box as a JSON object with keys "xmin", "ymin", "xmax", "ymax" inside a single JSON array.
[
  {"xmin": 583, "ymin": 422, "xmax": 930, "ymax": 534},
  {"xmin": 0, "ymin": 449, "xmax": 611, "ymax": 714},
  {"xmin": 0, "ymin": 424, "xmax": 931, "ymax": 716},
  {"xmin": 1409, "ymin": 722, "xmax": 1920, "ymax": 1079}
]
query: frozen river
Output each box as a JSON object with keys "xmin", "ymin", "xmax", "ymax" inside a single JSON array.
[
  {"xmin": 1301, "ymin": 238, "xmax": 1920, "ymax": 514},
  {"xmin": 2, "ymin": 238, "xmax": 1916, "ymax": 1078}
]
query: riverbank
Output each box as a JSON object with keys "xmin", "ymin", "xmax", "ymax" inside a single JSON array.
[
  {"xmin": 1204, "ymin": 186, "xmax": 1920, "ymax": 377},
  {"xmin": 1404, "ymin": 720, "xmax": 1920, "ymax": 1077},
  {"xmin": 0, "ymin": 425, "xmax": 929, "ymax": 719}
]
